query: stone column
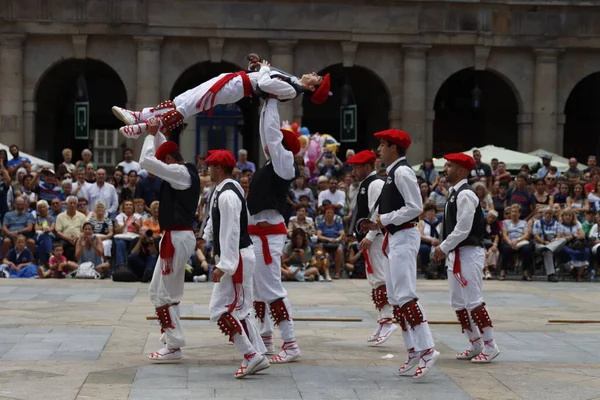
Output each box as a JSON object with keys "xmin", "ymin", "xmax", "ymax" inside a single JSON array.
[
  {"xmin": 402, "ymin": 45, "xmax": 430, "ymax": 162},
  {"xmin": 268, "ymin": 40, "xmax": 297, "ymax": 123},
  {"xmin": 0, "ymin": 34, "xmax": 25, "ymax": 149},
  {"xmin": 23, "ymin": 99, "xmax": 36, "ymax": 154},
  {"xmin": 532, "ymin": 48, "xmax": 562, "ymax": 152},
  {"xmin": 517, "ymin": 113, "xmax": 533, "ymax": 153},
  {"xmin": 133, "ymin": 36, "xmax": 163, "ymax": 156},
  {"xmin": 556, "ymin": 113, "xmax": 565, "ymax": 156},
  {"xmin": 389, "ymin": 109, "xmax": 402, "ymax": 130}
]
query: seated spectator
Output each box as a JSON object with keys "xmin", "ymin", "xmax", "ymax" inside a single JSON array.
[
  {"xmin": 0, "ymin": 234, "xmax": 38, "ymax": 278},
  {"xmin": 582, "ymin": 210, "xmax": 596, "ymax": 237},
  {"xmin": 429, "ymin": 176, "xmax": 448, "ymax": 220},
  {"xmin": 120, "ymin": 170, "xmax": 138, "ymax": 204},
  {"xmin": 38, "ymin": 242, "xmax": 78, "ymax": 279},
  {"xmin": 35, "ymin": 200, "xmax": 55, "ymax": 267},
  {"xmin": 281, "ymin": 228, "xmax": 320, "ymax": 282},
  {"xmin": 337, "ymin": 181, "xmax": 352, "ymax": 227},
  {"xmin": 77, "ymin": 197, "xmax": 90, "ymax": 217},
  {"xmin": 188, "ymin": 238, "xmax": 210, "ymax": 283},
  {"xmin": 20, "ymin": 173, "xmax": 37, "ymax": 204},
  {"xmin": 112, "ymin": 168, "xmax": 125, "ymax": 195},
  {"xmin": 55, "ymin": 196, "xmax": 87, "ymax": 261},
  {"xmin": 506, "ymin": 173, "xmax": 536, "ymax": 220},
  {"xmin": 239, "ymin": 176, "xmax": 250, "ymax": 199},
  {"xmin": 11, "ymin": 167, "xmax": 27, "ymax": 196},
  {"xmin": 117, "ymin": 148, "xmax": 141, "ymax": 174},
  {"xmin": 473, "ymin": 182, "xmax": 494, "ymax": 215},
  {"xmin": 587, "ymin": 180, "xmax": 600, "ymax": 212},
  {"xmin": 135, "ymin": 171, "xmax": 162, "ymax": 209},
  {"xmin": 550, "ymin": 182, "xmax": 570, "ymax": 208},
  {"xmin": 312, "ymin": 244, "xmax": 332, "ymax": 281},
  {"xmin": 584, "ymin": 156, "xmax": 597, "ymax": 175},
  {"xmin": 295, "ymin": 195, "xmax": 315, "ymax": 219},
  {"xmin": 57, "ymin": 179, "xmax": 73, "ymax": 202},
  {"xmin": 128, "ymin": 228, "xmax": 159, "ymax": 282},
  {"xmin": 113, "ymin": 200, "xmax": 142, "ymax": 269},
  {"xmin": 567, "ymin": 182, "xmax": 589, "ymax": 221},
  {"xmin": 75, "ymin": 148, "xmax": 97, "ymax": 171},
  {"xmin": 589, "ymin": 213, "xmax": 600, "ymax": 268},
  {"xmin": 49, "ymin": 197, "xmax": 65, "ymax": 218},
  {"xmin": 88, "ymin": 200, "xmax": 114, "ymax": 261},
  {"xmin": 565, "ymin": 157, "xmax": 584, "ymax": 183},
  {"xmin": 36, "ymin": 169, "xmax": 61, "ymax": 203},
  {"xmin": 344, "ymin": 235, "xmax": 366, "ymax": 279},
  {"xmin": 2, "ymin": 196, "xmax": 35, "ymax": 257},
  {"xmin": 143, "ymin": 200, "xmax": 161, "ymax": 239},
  {"xmin": 545, "ymin": 174, "xmax": 559, "ymax": 196},
  {"xmin": 419, "ymin": 182, "xmax": 431, "ymax": 209},
  {"xmin": 295, "ymin": 154, "xmax": 310, "ymax": 179},
  {"xmin": 287, "ymin": 205, "xmax": 316, "ymax": 239},
  {"xmin": 491, "ymin": 182, "xmax": 508, "ymax": 220},
  {"xmin": 533, "ymin": 178, "xmax": 550, "ymax": 206},
  {"xmin": 76, "ymin": 222, "xmax": 110, "ymax": 276},
  {"xmin": 316, "ymin": 175, "xmax": 329, "ymax": 196},
  {"xmin": 133, "ymin": 198, "xmax": 150, "ymax": 222},
  {"xmin": 316, "ymin": 206, "xmax": 345, "ymax": 279},
  {"xmin": 500, "ymin": 204, "xmax": 533, "ymax": 281},
  {"xmin": 418, "ymin": 204, "xmax": 440, "ymax": 270},
  {"xmin": 291, "ymin": 176, "xmax": 315, "ymax": 205},
  {"xmin": 585, "ymin": 168, "xmax": 600, "ymax": 194},
  {"xmin": 483, "ymin": 210, "xmax": 501, "ymax": 279},
  {"xmin": 60, "ymin": 148, "xmax": 76, "ymax": 174},
  {"xmin": 493, "ymin": 162, "xmax": 512, "ymax": 185},
  {"xmin": 558, "ymin": 208, "xmax": 590, "ymax": 282},
  {"xmin": 532, "ymin": 206, "xmax": 565, "ymax": 282},
  {"xmin": 317, "ymin": 177, "xmax": 346, "ymax": 215},
  {"xmin": 416, "ymin": 158, "xmax": 439, "ymax": 187}
]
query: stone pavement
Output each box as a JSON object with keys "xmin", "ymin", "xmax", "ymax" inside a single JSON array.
[{"xmin": 1, "ymin": 279, "xmax": 600, "ymax": 399}]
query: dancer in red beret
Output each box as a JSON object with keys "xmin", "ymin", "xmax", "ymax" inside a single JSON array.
[
  {"xmin": 114, "ymin": 56, "xmax": 330, "ymax": 139},
  {"xmin": 347, "ymin": 150, "xmax": 399, "ymax": 345},
  {"xmin": 202, "ymin": 149, "xmax": 270, "ymax": 378},
  {"xmin": 141, "ymin": 120, "xmax": 200, "ymax": 362},
  {"xmin": 247, "ymin": 97, "xmax": 302, "ymax": 364},
  {"xmin": 363, "ymin": 129, "xmax": 439, "ymax": 379},
  {"xmin": 432, "ymin": 153, "xmax": 500, "ymax": 363}
]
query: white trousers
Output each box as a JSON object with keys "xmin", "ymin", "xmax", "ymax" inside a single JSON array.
[
  {"xmin": 175, "ymin": 73, "xmax": 247, "ymax": 119},
  {"xmin": 366, "ymin": 234, "xmax": 387, "ymax": 288},
  {"xmin": 148, "ymin": 231, "xmax": 196, "ymax": 349},
  {"xmin": 384, "ymin": 228, "xmax": 435, "ymax": 352},
  {"xmin": 446, "ymin": 246, "xmax": 485, "ymax": 311}
]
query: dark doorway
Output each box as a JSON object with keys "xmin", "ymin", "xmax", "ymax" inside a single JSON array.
[
  {"xmin": 564, "ymin": 72, "xmax": 600, "ymax": 161},
  {"xmin": 433, "ymin": 68, "xmax": 519, "ymax": 157},
  {"xmin": 170, "ymin": 61, "xmax": 259, "ymax": 159},
  {"xmin": 35, "ymin": 59, "xmax": 127, "ymax": 165},
  {"xmin": 301, "ymin": 64, "xmax": 390, "ymax": 155}
]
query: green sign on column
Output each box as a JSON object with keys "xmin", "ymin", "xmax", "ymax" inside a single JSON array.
[
  {"xmin": 340, "ymin": 105, "xmax": 357, "ymax": 143},
  {"xmin": 74, "ymin": 101, "xmax": 89, "ymax": 140}
]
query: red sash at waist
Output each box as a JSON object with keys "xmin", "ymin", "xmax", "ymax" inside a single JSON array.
[
  {"xmin": 160, "ymin": 226, "xmax": 192, "ymax": 276},
  {"xmin": 381, "ymin": 222, "xmax": 418, "ymax": 258},
  {"xmin": 248, "ymin": 223, "xmax": 287, "ymax": 265},
  {"xmin": 196, "ymin": 71, "xmax": 253, "ymax": 115}
]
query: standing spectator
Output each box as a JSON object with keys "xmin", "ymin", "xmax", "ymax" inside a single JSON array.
[
  {"xmin": 55, "ymin": 196, "xmax": 87, "ymax": 261},
  {"xmin": 291, "ymin": 176, "xmax": 314, "ymax": 205},
  {"xmin": 296, "ymin": 195, "xmax": 316, "ymax": 219},
  {"xmin": 117, "ymin": 148, "xmax": 141, "ymax": 174},
  {"xmin": 88, "ymin": 200, "xmax": 114, "ymax": 261},
  {"xmin": 533, "ymin": 178, "xmax": 550, "ymax": 207},
  {"xmin": 416, "ymin": 158, "xmax": 439, "ymax": 187},
  {"xmin": 1, "ymin": 235, "xmax": 38, "ymax": 278},
  {"xmin": 588, "ymin": 181, "xmax": 600, "ymax": 212},
  {"xmin": 136, "ymin": 172, "xmax": 162, "ymax": 208},
  {"xmin": 75, "ymin": 222, "xmax": 110, "ymax": 276},
  {"xmin": 75, "ymin": 149, "xmax": 97, "ymax": 170},
  {"xmin": 343, "ymin": 172, "xmax": 359, "ymax": 211},
  {"xmin": 565, "ymin": 158, "xmax": 584, "ymax": 183},
  {"xmin": 72, "ymin": 168, "xmax": 92, "ymax": 196},
  {"xmin": 506, "ymin": 173, "xmax": 536, "ymax": 220},
  {"xmin": 294, "ymin": 155, "xmax": 310, "ymax": 179},
  {"xmin": 287, "ymin": 205, "xmax": 316, "ymax": 239},
  {"xmin": 239, "ymin": 176, "xmax": 250, "ymax": 199},
  {"xmin": 318, "ymin": 152, "xmax": 343, "ymax": 179},
  {"xmin": 236, "ymin": 149, "xmax": 255, "ymax": 173},
  {"xmin": 81, "ymin": 168, "xmax": 119, "ymax": 216},
  {"xmin": 582, "ymin": 210, "xmax": 596, "ymax": 237},
  {"xmin": 113, "ymin": 168, "xmax": 125, "ymax": 196},
  {"xmin": 48, "ymin": 198, "xmax": 65, "ymax": 218},
  {"xmin": 492, "ymin": 162, "xmax": 511, "ymax": 185},
  {"xmin": 342, "ymin": 149, "xmax": 356, "ymax": 174},
  {"xmin": 428, "ymin": 175, "xmax": 448, "ymax": 220},
  {"xmin": 76, "ymin": 197, "xmax": 90, "ymax": 218},
  {"xmin": 2, "ymin": 197, "xmax": 35, "ymax": 257},
  {"xmin": 585, "ymin": 168, "xmax": 600, "ymax": 195},
  {"xmin": 500, "ymin": 204, "xmax": 533, "ymax": 281},
  {"xmin": 483, "ymin": 210, "xmax": 501, "ymax": 280},
  {"xmin": 60, "ymin": 148, "xmax": 76, "ymax": 174},
  {"xmin": 558, "ymin": 208, "xmax": 590, "ymax": 282},
  {"xmin": 419, "ymin": 182, "xmax": 431, "ymax": 209},
  {"xmin": 473, "ymin": 182, "xmax": 494, "ymax": 215},
  {"xmin": 491, "ymin": 182, "xmax": 508, "ymax": 220},
  {"xmin": 567, "ymin": 182, "xmax": 590, "ymax": 220},
  {"xmin": 550, "ymin": 182, "xmax": 570, "ymax": 208},
  {"xmin": 468, "ymin": 149, "xmax": 492, "ymax": 184},
  {"xmin": 584, "ymin": 155, "xmax": 597, "ymax": 174},
  {"xmin": 316, "ymin": 206, "xmax": 345, "ymax": 279},
  {"xmin": 0, "ymin": 150, "xmax": 8, "ymax": 170},
  {"xmin": 418, "ymin": 204, "xmax": 440, "ymax": 269},
  {"xmin": 11, "ymin": 168, "xmax": 27, "ymax": 194},
  {"xmin": 34, "ymin": 200, "xmax": 55, "ymax": 267},
  {"xmin": 520, "ymin": 164, "xmax": 532, "ymax": 179},
  {"xmin": 84, "ymin": 163, "xmax": 96, "ymax": 184},
  {"xmin": 36, "ymin": 169, "xmax": 61, "ymax": 203},
  {"xmin": 120, "ymin": 170, "xmax": 138, "ymax": 204},
  {"xmin": 490, "ymin": 158, "xmax": 499, "ymax": 176},
  {"xmin": 532, "ymin": 206, "xmax": 564, "ymax": 282},
  {"xmin": 317, "ymin": 177, "xmax": 346, "ymax": 214},
  {"xmin": 537, "ymin": 154, "xmax": 561, "ymax": 179},
  {"xmin": 6, "ymin": 145, "xmax": 31, "ymax": 177}
]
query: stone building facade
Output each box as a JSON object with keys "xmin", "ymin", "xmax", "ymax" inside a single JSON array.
[{"xmin": 0, "ymin": 0, "xmax": 599, "ymax": 165}]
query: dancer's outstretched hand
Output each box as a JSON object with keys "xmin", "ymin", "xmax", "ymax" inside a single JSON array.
[{"xmin": 147, "ymin": 118, "xmax": 160, "ymax": 136}]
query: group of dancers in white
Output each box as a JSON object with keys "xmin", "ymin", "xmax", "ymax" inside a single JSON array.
[{"xmin": 112, "ymin": 54, "xmax": 499, "ymax": 379}]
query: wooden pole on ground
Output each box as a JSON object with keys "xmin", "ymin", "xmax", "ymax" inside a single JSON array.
[
  {"xmin": 145, "ymin": 316, "xmax": 461, "ymax": 324},
  {"xmin": 548, "ymin": 319, "xmax": 600, "ymax": 324}
]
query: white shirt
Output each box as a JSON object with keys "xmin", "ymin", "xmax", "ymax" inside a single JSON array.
[
  {"xmin": 72, "ymin": 180, "xmax": 92, "ymax": 193},
  {"xmin": 203, "ymin": 179, "xmax": 245, "ymax": 275},
  {"xmin": 250, "ymin": 100, "xmax": 295, "ymax": 225},
  {"xmin": 117, "ymin": 160, "xmax": 142, "ymax": 175},
  {"xmin": 81, "ymin": 182, "xmax": 119, "ymax": 215},
  {"xmin": 361, "ymin": 171, "xmax": 384, "ymax": 242},
  {"xmin": 379, "ymin": 157, "xmax": 423, "ymax": 227},
  {"xmin": 139, "ymin": 132, "xmax": 191, "ymax": 190},
  {"xmin": 318, "ymin": 189, "xmax": 346, "ymax": 208},
  {"xmin": 439, "ymin": 179, "xmax": 479, "ymax": 255},
  {"xmin": 255, "ymin": 66, "xmax": 299, "ymax": 101}
]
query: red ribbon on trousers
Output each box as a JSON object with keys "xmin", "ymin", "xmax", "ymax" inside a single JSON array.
[
  {"xmin": 225, "ymin": 255, "xmax": 244, "ymax": 313},
  {"xmin": 248, "ymin": 223, "xmax": 288, "ymax": 265},
  {"xmin": 362, "ymin": 249, "xmax": 374, "ymax": 274},
  {"xmin": 381, "ymin": 232, "xmax": 389, "ymax": 258},
  {"xmin": 196, "ymin": 71, "xmax": 253, "ymax": 115},
  {"xmin": 160, "ymin": 226, "xmax": 192, "ymax": 276},
  {"xmin": 453, "ymin": 248, "xmax": 468, "ymax": 287}
]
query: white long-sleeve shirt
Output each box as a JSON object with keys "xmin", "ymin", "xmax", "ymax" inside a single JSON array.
[
  {"xmin": 81, "ymin": 182, "xmax": 119, "ymax": 215},
  {"xmin": 250, "ymin": 100, "xmax": 295, "ymax": 225},
  {"xmin": 379, "ymin": 157, "xmax": 423, "ymax": 227},
  {"xmin": 256, "ymin": 66, "xmax": 300, "ymax": 101},
  {"xmin": 203, "ymin": 179, "xmax": 245, "ymax": 275},
  {"xmin": 363, "ymin": 171, "xmax": 384, "ymax": 242},
  {"xmin": 439, "ymin": 179, "xmax": 478, "ymax": 255},
  {"xmin": 139, "ymin": 133, "xmax": 191, "ymax": 190}
]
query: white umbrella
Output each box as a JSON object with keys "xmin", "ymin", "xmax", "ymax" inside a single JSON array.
[
  {"xmin": 0, "ymin": 143, "xmax": 54, "ymax": 170},
  {"xmin": 527, "ymin": 149, "xmax": 586, "ymax": 172}
]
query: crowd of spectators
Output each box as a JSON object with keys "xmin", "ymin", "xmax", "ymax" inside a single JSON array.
[{"xmin": 1, "ymin": 143, "xmax": 600, "ymax": 284}]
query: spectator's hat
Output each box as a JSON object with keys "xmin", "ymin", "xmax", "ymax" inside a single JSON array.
[
  {"xmin": 346, "ymin": 150, "xmax": 377, "ymax": 165},
  {"xmin": 43, "ymin": 168, "xmax": 55, "ymax": 175},
  {"xmin": 138, "ymin": 169, "xmax": 148, "ymax": 178},
  {"xmin": 311, "ymin": 73, "xmax": 331, "ymax": 105},
  {"xmin": 298, "ymin": 194, "xmax": 311, "ymax": 201},
  {"xmin": 373, "ymin": 129, "xmax": 412, "ymax": 149},
  {"xmin": 280, "ymin": 127, "xmax": 301, "ymax": 155},
  {"xmin": 443, "ymin": 153, "xmax": 475, "ymax": 171},
  {"xmin": 321, "ymin": 199, "xmax": 332, "ymax": 206},
  {"xmin": 204, "ymin": 149, "xmax": 236, "ymax": 168},
  {"xmin": 155, "ymin": 141, "xmax": 179, "ymax": 162},
  {"xmin": 540, "ymin": 153, "xmax": 552, "ymax": 160}
]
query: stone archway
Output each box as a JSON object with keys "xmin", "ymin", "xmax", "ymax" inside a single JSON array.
[
  {"xmin": 301, "ymin": 64, "xmax": 391, "ymax": 154},
  {"xmin": 35, "ymin": 59, "xmax": 127, "ymax": 165},
  {"xmin": 433, "ymin": 68, "xmax": 519, "ymax": 157},
  {"xmin": 564, "ymin": 72, "xmax": 600, "ymax": 161},
  {"xmin": 170, "ymin": 61, "xmax": 259, "ymax": 159}
]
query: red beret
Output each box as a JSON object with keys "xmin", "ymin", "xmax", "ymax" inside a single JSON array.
[
  {"xmin": 373, "ymin": 129, "xmax": 412, "ymax": 150},
  {"xmin": 155, "ymin": 141, "xmax": 179, "ymax": 162},
  {"xmin": 205, "ymin": 149, "xmax": 236, "ymax": 168},
  {"xmin": 346, "ymin": 150, "xmax": 377, "ymax": 165},
  {"xmin": 281, "ymin": 127, "xmax": 301, "ymax": 155},
  {"xmin": 444, "ymin": 153, "xmax": 475, "ymax": 171},
  {"xmin": 311, "ymin": 73, "xmax": 331, "ymax": 105}
]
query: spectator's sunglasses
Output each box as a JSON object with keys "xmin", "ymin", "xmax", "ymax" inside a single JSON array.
[{"xmin": 78, "ymin": 202, "xmax": 88, "ymax": 207}]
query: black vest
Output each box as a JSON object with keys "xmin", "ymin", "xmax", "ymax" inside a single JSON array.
[
  {"xmin": 211, "ymin": 182, "xmax": 252, "ymax": 257},
  {"xmin": 442, "ymin": 184, "xmax": 485, "ymax": 249},
  {"xmin": 158, "ymin": 163, "xmax": 200, "ymax": 230},
  {"xmin": 353, "ymin": 173, "xmax": 381, "ymax": 238},
  {"xmin": 255, "ymin": 68, "xmax": 304, "ymax": 101},
  {"xmin": 377, "ymin": 159, "xmax": 418, "ymax": 234},
  {"xmin": 247, "ymin": 161, "xmax": 298, "ymax": 217}
]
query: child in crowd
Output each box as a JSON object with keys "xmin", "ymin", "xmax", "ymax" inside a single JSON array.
[
  {"xmin": 39, "ymin": 243, "xmax": 78, "ymax": 279},
  {"xmin": 1, "ymin": 235, "xmax": 39, "ymax": 278},
  {"xmin": 582, "ymin": 210, "xmax": 596, "ymax": 237}
]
